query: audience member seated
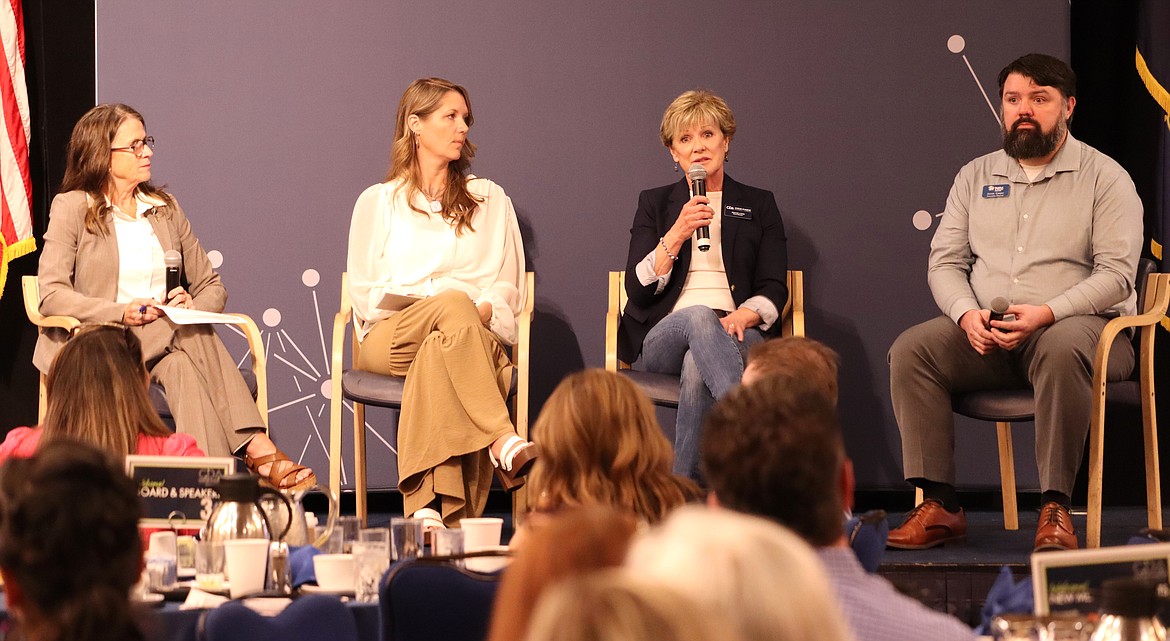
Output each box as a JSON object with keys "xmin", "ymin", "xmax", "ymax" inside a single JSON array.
[
  {"xmin": 0, "ymin": 440, "xmax": 153, "ymax": 641},
  {"xmin": 523, "ymin": 571, "xmax": 731, "ymax": 641},
  {"xmin": 1, "ymin": 324, "xmax": 205, "ymax": 463},
  {"xmin": 626, "ymin": 505, "xmax": 851, "ymax": 641},
  {"xmin": 486, "ymin": 506, "xmax": 638, "ymax": 641},
  {"xmin": 740, "ymin": 336, "xmax": 839, "ymax": 400},
  {"xmin": 523, "ymin": 369, "xmax": 699, "ymax": 528},
  {"xmin": 702, "ymin": 376, "xmax": 978, "ymax": 641}
]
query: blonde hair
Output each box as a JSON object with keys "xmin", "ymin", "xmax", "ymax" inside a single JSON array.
[
  {"xmin": 659, "ymin": 89, "xmax": 737, "ymax": 148},
  {"xmin": 41, "ymin": 325, "xmax": 171, "ymax": 456},
  {"xmin": 487, "ymin": 506, "xmax": 638, "ymax": 641},
  {"xmin": 59, "ymin": 104, "xmax": 173, "ymax": 236},
  {"xmin": 527, "ymin": 369, "xmax": 698, "ymax": 523},
  {"xmin": 524, "ymin": 571, "xmax": 735, "ymax": 641},
  {"xmin": 626, "ymin": 506, "xmax": 855, "ymax": 641},
  {"xmin": 386, "ymin": 77, "xmax": 482, "ymax": 235}
]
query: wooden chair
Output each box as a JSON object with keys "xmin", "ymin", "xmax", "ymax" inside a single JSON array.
[
  {"xmin": 328, "ymin": 272, "xmax": 534, "ymax": 526},
  {"xmin": 604, "ymin": 270, "xmax": 806, "ymax": 401},
  {"xmin": 21, "ymin": 275, "xmax": 268, "ymax": 426},
  {"xmin": 916, "ymin": 259, "xmax": 1168, "ymax": 547}
]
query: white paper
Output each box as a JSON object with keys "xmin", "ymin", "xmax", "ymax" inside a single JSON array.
[{"xmin": 158, "ymin": 306, "xmax": 247, "ymax": 325}]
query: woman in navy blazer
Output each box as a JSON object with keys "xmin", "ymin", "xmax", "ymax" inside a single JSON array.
[{"xmin": 618, "ymin": 90, "xmax": 787, "ymax": 482}]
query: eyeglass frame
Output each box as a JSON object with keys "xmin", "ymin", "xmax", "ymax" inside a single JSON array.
[{"xmin": 110, "ymin": 136, "xmax": 155, "ymax": 158}]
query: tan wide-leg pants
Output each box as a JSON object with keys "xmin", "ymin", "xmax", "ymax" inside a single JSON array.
[
  {"xmin": 357, "ymin": 290, "xmax": 515, "ymax": 526},
  {"xmin": 135, "ymin": 320, "xmax": 266, "ymax": 457}
]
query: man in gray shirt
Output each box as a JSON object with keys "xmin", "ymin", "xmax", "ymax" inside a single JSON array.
[{"xmin": 887, "ymin": 53, "xmax": 1143, "ymax": 552}]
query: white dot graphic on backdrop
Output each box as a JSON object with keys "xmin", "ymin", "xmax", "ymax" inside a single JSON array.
[
  {"xmin": 910, "ymin": 34, "xmax": 1002, "ymax": 231},
  {"xmin": 207, "ymin": 250, "xmax": 223, "ymax": 269},
  {"xmin": 224, "ymin": 263, "xmax": 396, "ymax": 488}
]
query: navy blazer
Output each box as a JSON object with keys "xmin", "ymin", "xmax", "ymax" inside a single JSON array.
[{"xmin": 618, "ymin": 174, "xmax": 788, "ymax": 363}]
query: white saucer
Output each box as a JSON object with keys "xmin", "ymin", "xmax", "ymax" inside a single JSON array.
[{"xmin": 300, "ymin": 584, "xmax": 355, "ymax": 597}]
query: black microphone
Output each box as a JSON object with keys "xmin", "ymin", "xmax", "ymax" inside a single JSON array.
[
  {"xmin": 989, "ymin": 297, "xmax": 1009, "ymax": 332},
  {"xmin": 164, "ymin": 250, "xmax": 182, "ymax": 302},
  {"xmin": 687, "ymin": 163, "xmax": 711, "ymax": 252}
]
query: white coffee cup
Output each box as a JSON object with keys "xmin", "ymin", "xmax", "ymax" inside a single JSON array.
[
  {"xmin": 313, "ymin": 553, "xmax": 356, "ymax": 592},
  {"xmin": 459, "ymin": 517, "xmax": 503, "ymax": 552},
  {"xmin": 223, "ymin": 539, "xmax": 269, "ymax": 598}
]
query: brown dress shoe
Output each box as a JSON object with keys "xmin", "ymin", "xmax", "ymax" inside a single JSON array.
[
  {"xmin": 1034, "ymin": 502, "xmax": 1079, "ymax": 552},
  {"xmin": 887, "ymin": 499, "xmax": 967, "ymax": 550}
]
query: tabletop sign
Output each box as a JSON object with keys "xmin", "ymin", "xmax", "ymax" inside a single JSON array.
[
  {"xmin": 125, "ymin": 455, "xmax": 236, "ymax": 529},
  {"xmin": 1032, "ymin": 543, "xmax": 1170, "ymax": 615}
]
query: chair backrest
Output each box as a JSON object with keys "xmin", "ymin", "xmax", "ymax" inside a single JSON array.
[
  {"xmin": 605, "ymin": 270, "xmax": 805, "ymax": 370},
  {"xmin": 380, "ymin": 558, "xmax": 502, "ymax": 641},
  {"xmin": 199, "ymin": 595, "xmax": 359, "ymax": 641}
]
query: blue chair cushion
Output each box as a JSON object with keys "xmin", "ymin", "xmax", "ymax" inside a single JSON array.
[
  {"xmin": 342, "ymin": 367, "xmax": 518, "ymax": 408},
  {"xmin": 617, "ymin": 369, "xmax": 681, "ymax": 408},
  {"xmin": 381, "ymin": 558, "xmax": 501, "ymax": 641},
  {"xmin": 952, "ymin": 389, "xmax": 1035, "ymax": 422},
  {"xmin": 200, "ymin": 594, "xmax": 358, "ymax": 641}
]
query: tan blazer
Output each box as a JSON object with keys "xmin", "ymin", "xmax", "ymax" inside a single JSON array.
[{"xmin": 34, "ymin": 190, "xmax": 227, "ymax": 371}]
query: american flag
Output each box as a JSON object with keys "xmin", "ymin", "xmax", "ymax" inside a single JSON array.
[{"xmin": 0, "ymin": 0, "xmax": 34, "ymax": 299}]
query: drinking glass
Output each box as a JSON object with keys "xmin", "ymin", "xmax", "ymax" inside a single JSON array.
[
  {"xmin": 352, "ymin": 541, "xmax": 390, "ymax": 603},
  {"xmin": 390, "ymin": 518, "xmax": 423, "ymax": 561}
]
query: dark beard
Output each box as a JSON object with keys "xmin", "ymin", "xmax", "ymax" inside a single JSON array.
[{"xmin": 1002, "ymin": 117, "xmax": 1064, "ymax": 160}]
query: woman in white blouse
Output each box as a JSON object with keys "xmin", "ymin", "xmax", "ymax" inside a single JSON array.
[
  {"xmin": 347, "ymin": 77, "xmax": 534, "ymax": 530},
  {"xmin": 35, "ymin": 104, "xmax": 314, "ymax": 491}
]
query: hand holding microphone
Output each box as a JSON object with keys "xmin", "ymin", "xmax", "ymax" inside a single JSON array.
[
  {"xmin": 163, "ymin": 250, "xmax": 191, "ymax": 308},
  {"xmin": 688, "ymin": 164, "xmax": 712, "ymax": 252},
  {"xmin": 988, "ymin": 297, "xmax": 1011, "ymax": 332}
]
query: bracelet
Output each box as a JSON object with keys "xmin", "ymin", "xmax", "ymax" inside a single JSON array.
[{"xmin": 659, "ymin": 237, "xmax": 678, "ymax": 261}]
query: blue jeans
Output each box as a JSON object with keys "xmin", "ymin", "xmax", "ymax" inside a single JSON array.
[{"xmin": 641, "ymin": 305, "xmax": 763, "ymax": 482}]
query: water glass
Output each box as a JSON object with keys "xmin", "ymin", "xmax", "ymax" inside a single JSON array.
[
  {"xmin": 431, "ymin": 529, "xmax": 465, "ymax": 567},
  {"xmin": 359, "ymin": 527, "xmax": 391, "ymax": 545},
  {"xmin": 352, "ymin": 541, "xmax": 390, "ymax": 603},
  {"xmin": 338, "ymin": 515, "xmax": 362, "ymax": 553},
  {"xmin": 194, "ymin": 540, "xmax": 225, "ymax": 591},
  {"xmin": 390, "ymin": 518, "xmax": 423, "ymax": 561}
]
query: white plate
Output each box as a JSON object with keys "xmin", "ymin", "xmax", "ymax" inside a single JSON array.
[
  {"xmin": 134, "ymin": 593, "xmax": 165, "ymax": 604},
  {"xmin": 300, "ymin": 584, "xmax": 354, "ymax": 597}
]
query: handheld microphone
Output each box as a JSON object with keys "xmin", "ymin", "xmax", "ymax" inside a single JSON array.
[
  {"xmin": 164, "ymin": 250, "xmax": 182, "ymax": 302},
  {"xmin": 687, "ymin": 163, "xmax": 711, "ymax": 252},
  {"xmin": 989, "ymin": 297, "xmax": 1009, "ymax": 332}
]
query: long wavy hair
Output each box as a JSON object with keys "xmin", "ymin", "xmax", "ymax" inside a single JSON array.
[
  {"xmin": 386, "ymin": 77, "xmax": 482, "ymax": 235},
  {"xmin": 0, "ymin": 440, "xmax": 146, "ymax": 641},
  {"xmin": 58, "ymin": 103, "xmax": 172, "ymax": 236},
  {"xmin": 41, "ymin": 325, "xmax": 172, "ymax": 457},
  {"xmin": 527, "ymin": 369, "xmax": 699, "ymax": 523}
]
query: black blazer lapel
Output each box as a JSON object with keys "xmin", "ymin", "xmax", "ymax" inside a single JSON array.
[{"xmin": 720, "ymin": 175, "xmax": 743, "ymax": 267}]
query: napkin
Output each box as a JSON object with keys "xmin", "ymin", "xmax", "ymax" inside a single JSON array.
[
  {"xmin": 181, "ymin": 587, "xmax": 230, "ymax": 610},
  {"xmin": 289, "ymin": 545, "xmax": 322, "ymax": 587},
  {"xmin": 976, "ymin": 566, "xmax": 1034, "ymax": 635}
]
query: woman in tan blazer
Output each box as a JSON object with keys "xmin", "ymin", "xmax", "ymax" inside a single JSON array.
[{"xmin": 34, "ymin": 103, "xmax": 313, "ymax": 491}]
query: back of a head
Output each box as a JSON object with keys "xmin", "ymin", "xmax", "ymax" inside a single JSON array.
[
  {"xmin": 42, "ymin": 325, "xmax": 170, "ymax": 456},
  {"xmin": 625, "ymin": 506, "xmax": 852, "ymax": 641},
  {"xmin": 0, "ymin": 439, "xmax": 145, "ymax": 641},
  {"xmin": 702, "ymin": 377, "xmax": 845, "ymax": 546},
  {"xmin": 528, "ymin": 369, "xmax": 697, "ymax": 522},
  {"xmin": 743, "ymin": 336, "xmax": 840, "ymax": 404},
  {"xmin": 524, "ymin": 570, "xmax": 735, "ymax": 641},
  {"xmin": 487, "ymin": 506, "xmax": 638, "ymax": 641}
]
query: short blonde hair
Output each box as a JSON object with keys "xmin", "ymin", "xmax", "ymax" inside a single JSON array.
[
  {"xmin": 627, "ymin": 506, "xmax": 855, "ymax": 641},
  {"xmin": 659, "ymin": 90, "xmax": 737, "ymax": 148},
  {"xmin": 524, "ymin": 571, "xmax": 734, "ymax": 641}
]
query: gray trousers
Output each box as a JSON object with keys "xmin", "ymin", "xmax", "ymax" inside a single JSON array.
[{"xmin": 888, "ymin": 315, "xmax": 1133, "ymax": 496}]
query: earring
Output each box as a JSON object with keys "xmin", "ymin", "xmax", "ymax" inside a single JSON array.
[
  {"xmin": 725, "ymin": 152, "xmax": 729, "ymax": 162},
  {"xmin": 673, "ymin": 162, "xmax": 679, "ymax": 173},
  {"xmin": 413, "ymin": 131, "xmax": 420, "ymax": 149}
]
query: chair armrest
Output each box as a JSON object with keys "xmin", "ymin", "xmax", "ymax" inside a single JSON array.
[
  {"xmin": 22, "ymin": 275, "xmax": 80, "ymax": 331},
  {"xmin": 1091, "ymin": 273, "xmax": 1170, "ymax": 392},
  {"xmin": 605, "ymin": 271, "xmax": 622, "ymax": 371},
  {"xmin": 226, "ymin": 313, "xmax": 268, "ymax": 427}
]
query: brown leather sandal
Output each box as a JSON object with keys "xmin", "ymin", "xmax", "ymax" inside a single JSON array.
[
  {"xmin": 245, "ymin": 451, "xmax": 317, "ymax": 492},
  {"xmin": 488, "ymin": 436, "xmax": 538, "ymax": 492}
]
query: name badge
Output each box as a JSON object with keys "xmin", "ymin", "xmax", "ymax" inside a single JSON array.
[
  {"xmin": 724, "ymin": 205, "xmax": 753, "ymax": 220},
  {"xmin": 982, "ymin": 184, "xmax": 1011, "ymax": 198}
]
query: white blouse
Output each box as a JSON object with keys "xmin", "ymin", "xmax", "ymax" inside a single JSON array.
[
  {"xmin": 347, "ymin": 176, "xmax": 526, "ymax": 345},
  {"xmin": 110, "ymin": 193, "xmax": 169, "ymax": 304}
]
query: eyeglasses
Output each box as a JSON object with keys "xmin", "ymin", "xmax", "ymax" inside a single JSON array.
[{"xmin": 110, "ymin": 136, "xmax": 155, "ymax": 158}]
